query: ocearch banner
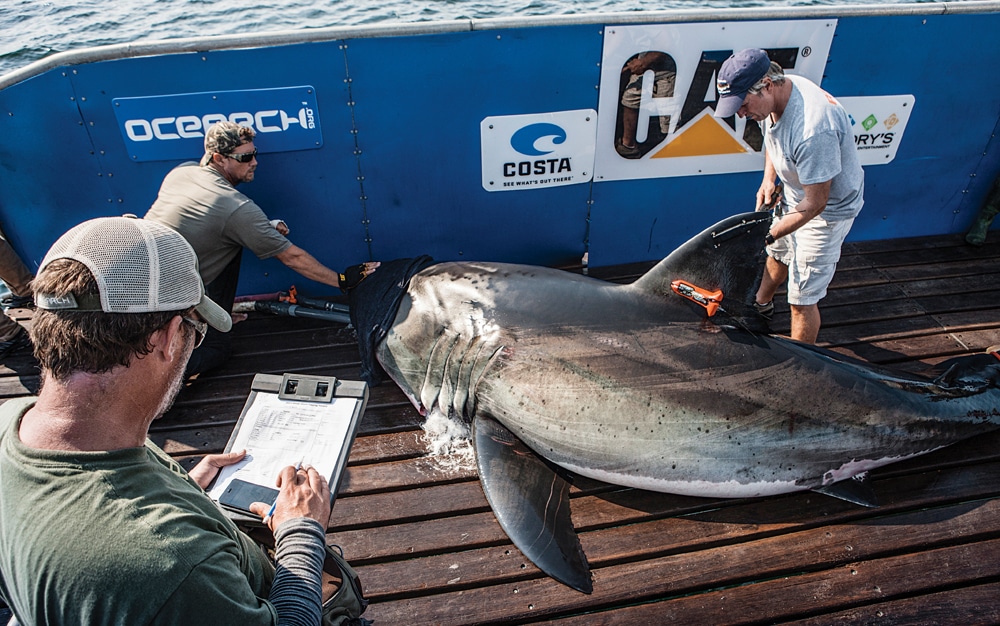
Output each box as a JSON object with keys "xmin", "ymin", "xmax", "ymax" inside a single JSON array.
[
  {"xmin": 113, "ymin": 86, "xmax": 322, "ymax": 162},
  {"xmin": 594, "ymin": 21, "xmax": 836, "ymax": 182}
]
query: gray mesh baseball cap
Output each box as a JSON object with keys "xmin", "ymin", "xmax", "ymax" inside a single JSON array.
[{"xmin": 36, "ymin": 216, "xmax": 232, "ymax": 332}]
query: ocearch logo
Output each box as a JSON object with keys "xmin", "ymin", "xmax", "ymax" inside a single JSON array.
[
  {"xmin": 113, "ymin": 86, "xmax": 323, "ymax": 162},
  {"xmin": 123, "ymin": 108, "xmax": 315, "ymax": 142}
]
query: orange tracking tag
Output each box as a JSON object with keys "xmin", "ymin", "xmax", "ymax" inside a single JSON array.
[{"xmin": 671, "ymin": 280, "xmax": 724, "ymax": 317}]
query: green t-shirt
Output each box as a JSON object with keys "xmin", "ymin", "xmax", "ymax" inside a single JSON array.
[{"xmin": 0, "ymin": 397, "xmax": 279, "ymax": 625}]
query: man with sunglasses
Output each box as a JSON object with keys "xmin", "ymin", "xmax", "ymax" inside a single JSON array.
[
  {"xmin": 145, "ymin": 121, "xmax": 378, "ymax": 378},
  {"xmin": 0, "ymin": 216, "xmax": 334, "ymax": 624}
]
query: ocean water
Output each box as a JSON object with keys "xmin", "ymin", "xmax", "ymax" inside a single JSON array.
[{"xmin": 0, "ymin": 0, "xmax": 925, "ymax": 77}]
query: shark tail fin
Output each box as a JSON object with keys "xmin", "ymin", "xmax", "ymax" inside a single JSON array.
[{"xmin": 931, "ymin": 347, "xmax": 1000, "ymax": 394}]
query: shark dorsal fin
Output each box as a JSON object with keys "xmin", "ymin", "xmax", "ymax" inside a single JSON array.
[{"xmin": 631, "ymin": 211, "xmax": 772, "ymax": 323}]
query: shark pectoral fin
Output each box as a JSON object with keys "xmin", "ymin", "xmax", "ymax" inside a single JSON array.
[
  {"xmin": 472, "ymin": 415, "xmax": 593, "ymax": 594},
  {"xmin": 813, "ymin": 471, "xmax": 879, "ymax": 508}
]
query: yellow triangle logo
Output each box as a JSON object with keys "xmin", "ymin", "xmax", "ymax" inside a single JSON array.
[{"xmin": 651, "ymin": 114, "xmax": 749, "ymax": 158}]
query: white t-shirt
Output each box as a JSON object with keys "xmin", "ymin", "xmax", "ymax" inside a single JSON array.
[{"xmin": 763, "ymin": 74, "xmax": 864, "ymax": 221}]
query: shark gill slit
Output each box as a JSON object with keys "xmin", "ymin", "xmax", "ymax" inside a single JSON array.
[
  {"xmin": 457, "ymin": 336, "xmax": 505, "ymax": 420},
  {"xmin": 466, "ymin": 343, "xmax": 507, "ymax": 420},
  {"xmin": 453, "ymin": 334, "xmax": 486, "ymax": 418},
  {"xmin": 420, "ymin": 331, "xmax": 460, "ymax": 414}
]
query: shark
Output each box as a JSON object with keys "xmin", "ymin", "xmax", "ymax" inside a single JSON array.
[{"xmin": 349, "ymin": 212, "xmax": 1000, "ymax": 593}]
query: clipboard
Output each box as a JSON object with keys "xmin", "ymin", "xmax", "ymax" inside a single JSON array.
[{"xmin": 207, "ymin": 373, "xmax": 368, "ymax": 523}]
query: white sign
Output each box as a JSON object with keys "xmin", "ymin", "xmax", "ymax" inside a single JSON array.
[
  {"xmin": 840, "ymin": 95, "xmax": 915, "ymax": 165},
  {"xmin": 594, "ymin": 21, "xmax": 837, "ymax": 181},
  {"xmin": 481, "ymin": 109, "xmax": 597, "ymax": 192}
]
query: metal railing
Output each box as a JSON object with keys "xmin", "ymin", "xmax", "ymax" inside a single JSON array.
[{"xmin": 2, "ymin": 1, "xmax": 998, "ymax": 91}]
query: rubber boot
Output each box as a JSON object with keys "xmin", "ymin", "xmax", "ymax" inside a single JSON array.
[
  {"xmin": 0, "ymin": 233, "xmax": 34, "ymax": 298},
  {"xmin": 966, "ymin": 180, "xmax": 1000, "ymax": 246},
  {"xmin": 966, "ymin": 202, "xmax": 1000, "ymax": 246}
]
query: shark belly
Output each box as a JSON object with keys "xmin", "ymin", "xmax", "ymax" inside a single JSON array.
[{"xmin": 470, "ymin": 323, "xmax": 996, "ymax": 498}]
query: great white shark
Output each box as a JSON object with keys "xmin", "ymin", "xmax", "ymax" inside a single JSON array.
[{"xmin": 349, "ymin": 212, "xmax": 1000, "ymax": 593}]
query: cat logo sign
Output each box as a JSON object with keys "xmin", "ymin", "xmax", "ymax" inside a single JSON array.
[{"xmin": 594, "ymin": 21, "xmax": 836, "ymax": 181}]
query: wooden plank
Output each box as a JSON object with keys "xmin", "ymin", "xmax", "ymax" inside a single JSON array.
[
  {"xmin": 546, "ymin": 541, "xmax": 1000, "ymax": 625},
  {"xmin": 359, "ymin": 495, "xmax": 1000, "ymax": 624},
  {"xmin": 843, "ymin": 233, "xmax": 1000, "ymax": 260},
  {"xmin": 154, "ymin": 387, "xmax": 418, "ymax": 435},
  {"xmin": 823, "ymin": 276, "xmax": 1000, "ymax": 311},
  {"xmin": 818, "ymin": 309, "xmax": 1000, "ymax": 348},
  {"xmin": 332, "ymin": 456, "xmax": 1000, "ymax": 593},
  {"xmin": 337, "ymin": 454, "xmax": 479, "ymax": 495},
  {"xmin": 114, "ymin": 233, "xmax": 1000, "ymax": 626},
  {"xmin": 151, "ymin": 415, "xmax": 425, "ymax": 460},
  {"xmin": 787, "ymin": 581, "xmax": 1000, "ymax": 626},
  {"xmin": 830, "ymin": 333, "xmax": 973, "ymax": 365}
]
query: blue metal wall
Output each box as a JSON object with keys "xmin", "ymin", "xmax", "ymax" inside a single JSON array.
[{"xmin": 1, "ymin": 8, "xmax": 998, "ymax": 296}]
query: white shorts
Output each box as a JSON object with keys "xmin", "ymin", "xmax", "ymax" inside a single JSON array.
[{"xmin": 767, "ymin": 214, "xmax": 855, "ymax": 306}]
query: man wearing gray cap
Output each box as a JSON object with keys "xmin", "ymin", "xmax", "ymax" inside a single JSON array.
[
  {"xmin": 0, "ymin": 217, "xmax": 335, "ymax": 624},
  {"xmin": 715, "ymin": 48, "xmax": 863, "ymax": 344},
  {"xmin": 145, "ymin": 121, "xmax": 378, "ymax": 378}
]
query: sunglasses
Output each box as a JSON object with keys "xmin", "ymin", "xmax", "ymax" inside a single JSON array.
[
  {"xmin": 182, "ymin": 316, "xmax": 207, "ymax": 348},
  {"xmin": 225, "ymin": 149, "xmax": 258, "ymax": 163}
]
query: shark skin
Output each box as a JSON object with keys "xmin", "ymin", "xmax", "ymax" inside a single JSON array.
[{"xmin": 369, "ymin": 212, "xmax": 1000, "ymax": 593}]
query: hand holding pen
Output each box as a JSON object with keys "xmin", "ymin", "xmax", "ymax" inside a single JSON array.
[
  {"xmin": 249, "ymin": 460, "xmax": 332, "ymax": 531},
  {"xmin": 261, "ymin": 459, "xmax": 301, "ymax": 525}
]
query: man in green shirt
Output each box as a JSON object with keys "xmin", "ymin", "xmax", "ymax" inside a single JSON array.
[{"xmin": 0, "ymin": 216, "xmax": 332, "ymax": 624}]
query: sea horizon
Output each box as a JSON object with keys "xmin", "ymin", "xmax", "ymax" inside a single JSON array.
[{"xmin": 0, "ymin": 0, "xmax": 934, "ymax": 77}]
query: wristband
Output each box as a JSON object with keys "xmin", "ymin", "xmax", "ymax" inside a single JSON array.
[{"xmin": 338, "ymin": 263, "xmax": 369, "ymax": 292}]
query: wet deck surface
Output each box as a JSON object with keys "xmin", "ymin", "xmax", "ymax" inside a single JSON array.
[{"xmin": 2, "ymin": 232, "xmax": 999, "ymax": 625}]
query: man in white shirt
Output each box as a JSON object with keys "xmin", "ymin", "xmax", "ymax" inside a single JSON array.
[{"xmin": 716, "ymin": 48, "xmax": 864, "ymax": 344}]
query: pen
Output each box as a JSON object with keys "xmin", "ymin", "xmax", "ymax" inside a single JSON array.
[{"xmin": 263, "ymin": 459, "xmax": 303, "ymax": 522}]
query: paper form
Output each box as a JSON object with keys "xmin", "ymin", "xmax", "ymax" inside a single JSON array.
[{"xmin": 208, "ymin": 392, "xmax": 357, "ymax": 501}]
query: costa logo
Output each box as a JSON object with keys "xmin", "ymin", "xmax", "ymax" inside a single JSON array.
[
  {"xmin": 510, "ymin": 123, "xmax": 567, "ymax": 156},
  {"xmin": 480, "ymin": 110, "xmax": 596, "ymax": 192}
]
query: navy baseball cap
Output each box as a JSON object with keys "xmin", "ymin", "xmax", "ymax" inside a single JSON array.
[{"xmin": 715, "ymin": 48, "xmax": 772, "ymax": 118}]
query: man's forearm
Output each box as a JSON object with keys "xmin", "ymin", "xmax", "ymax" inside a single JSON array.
[
  {"xmin": 772, "ymin": 196, "xmax": 826, "ymax": 238},
  {"xmin": 276, "ymin": 245, "xmax": 342, "ymax": 289},
  {"xmin": 271, "ymin": 518, "xmax": 326, "ymax": 626}
]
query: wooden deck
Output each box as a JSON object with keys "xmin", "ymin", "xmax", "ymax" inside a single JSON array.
[{"xmin": 2, "ymin": 232, "xmax": 1000, "ymax": 624}]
